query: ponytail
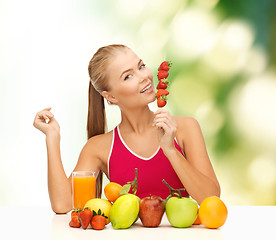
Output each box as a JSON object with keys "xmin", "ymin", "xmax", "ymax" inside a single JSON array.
[
  {"xmin": 87, "ymin": 81, "xmax": 106, "ymax": 198},
  {"xmin": 87, "ymin": 44, "xmax": 128, "ymax": 198}
]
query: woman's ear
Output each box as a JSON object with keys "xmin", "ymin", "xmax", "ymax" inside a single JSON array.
[{"xmin": 102, "ymin": 91, "xmax": 118, "ymax": 104}]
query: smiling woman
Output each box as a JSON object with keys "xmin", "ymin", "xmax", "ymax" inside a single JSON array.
[
  {"xmin": 101, "ymin": 48, "xmax": 155, "ymax": 109},
  {"xmin": 33, "ymin": 44, "xmax": 220, "ymax": 213}
]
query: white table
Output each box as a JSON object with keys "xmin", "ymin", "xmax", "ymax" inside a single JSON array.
[{"xmin": 1, "ymin": 206, "xmax": 275, "ymax": 239}]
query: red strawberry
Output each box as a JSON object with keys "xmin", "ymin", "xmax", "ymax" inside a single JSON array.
[
  {"xmin": 71, "ymin": 209, "xmax": 80, "ymax": 218},
  {"xmin": 157, "ymin": 70, "xmax": 169, "ymax": 80},
  {"xmin": 157, "ymin": 79, "xmax": 169, "ymax": 89},
  {"xmin": 158, "ymin": 61, "xmax": 172, "ymax": 71},
  {"xmin": 69, "ymin": 215, "xmax": 81, "ymax": 228},
  {"xmin": 91, "ymin": 215, "xmax": 106, "ymax": 230},
  {"xmin": 78, "ymin": 208, "xmax": 93, "ymax": 230},
  {"xmin": 156, "ymin": 89, "xmax": 169, "ymax": 98},
  {"xmin": 157, "ymin": 98, "xmax": 167, "ymax": 108}
]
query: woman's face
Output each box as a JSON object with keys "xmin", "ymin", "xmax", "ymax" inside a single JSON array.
[{"xmin": 103, "ymin": 48, "xmax": 156, "ymax": 109}]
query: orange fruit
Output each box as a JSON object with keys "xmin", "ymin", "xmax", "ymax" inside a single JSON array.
[
  {"xmin": 192, "ymin": 214, "xmax": 201, "ymax": 225},
  {"xmin": 104, "ymin": 182, "xmax": 123, "ymax": 203},
  {"xmin": 198, "ymin": 196, "xmax": 228, "ymax": 229}
]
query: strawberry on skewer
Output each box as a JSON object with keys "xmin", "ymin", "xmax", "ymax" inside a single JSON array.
[
  {"xmin": 156, "ymin": 60, "xmax": 172, "ymax": 108},
  {"xmin": 158, "ymin": 61, "xmax": 172, "ymax": 71},
  {"xmin": 156, "ymin": 89, "xmax": 169, "ymax": 107},
  {"xmin": 157, "ymin": 70, "xmax": 169, "ymax": 80},
  {"xmin": 156, "ymin": 89, "xmax": 169, "ymax": 98},
  {"xmin": 157, "ymin": 79, "xmax": 169, "ymax": 89},
  {"xmin": 157, "ymin": 98, "xmax": 167, "ymax": 108}
]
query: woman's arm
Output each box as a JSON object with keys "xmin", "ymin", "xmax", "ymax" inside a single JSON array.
[
  {"xmin": 153, "ymin": 110, "xmax": 220, "ymax": 204},
  {"xmin": 48, "ymin": 136, "xmax": 103, "ymax": 214},
  {"xmin": 34, "ymin": 108, "xmax": 71, "ymax": 213},
  {"xmin": 163, "ymin": 138, "xmax": 220, "ymax": 204},
  {"xmin": 34, "ymin": 108, "xmax": 102, "ymax": 214},
  {"xmin": 46, "ymin": 132, "xmax": 72, "ymax": 213}
]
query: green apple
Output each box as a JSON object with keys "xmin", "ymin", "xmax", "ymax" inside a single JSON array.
[{"xmin": 165, "ymin": 196, "xmax": 198, "ymax": 228}]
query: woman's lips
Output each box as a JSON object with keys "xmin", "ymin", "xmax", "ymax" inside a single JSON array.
[{"xmin": 140, "ymin": 83, "xmax": 153, "ymax": 93}]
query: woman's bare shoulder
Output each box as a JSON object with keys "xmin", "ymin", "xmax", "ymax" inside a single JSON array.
[
  {"xmin": 77, "ymin": 130, "xmax": 112, "ymax": 161},
  {"xmin": 75, "ymin": 130, "xmax": 114, "ymax": 174},
  {"xmin": 174, "ymin": 115, "xmax": 200, "ymax": 129},
  {"xmin": 85, "ymin": 130, "xmax": 114, "ymax": 152},
  {"xmin": 174, "ymin": 116, "xmax": 201, "ymax": 148}
]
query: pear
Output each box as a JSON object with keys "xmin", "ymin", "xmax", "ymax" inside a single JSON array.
[{"xmin": 109, "ymin": 194, "xmax": 139, "ymax": 229}]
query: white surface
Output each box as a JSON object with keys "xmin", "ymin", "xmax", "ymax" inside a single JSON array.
[{"xmin": 1, "ymin": 206, "xmax": 275, "ymax": 240}]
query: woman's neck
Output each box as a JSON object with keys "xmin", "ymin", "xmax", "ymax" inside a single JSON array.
[{"xmin": 119, "ymin": 105, "xmax": 154, "ymax": 134}]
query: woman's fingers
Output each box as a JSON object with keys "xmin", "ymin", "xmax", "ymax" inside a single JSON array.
[
  {"xmin": 153, "ymin": 109, "xmax": 177, "ymax": 137},
  {"xmin": 154, "ymin": 109, "xmax": 172, "ymax": 119},
  {"xmin": 44, "ymin": 111, "xmax": 54, "ymax": 119},
  {"xmin": 153, "ymin": 112, "xmax": 176, "ymax": 127},
  {"xmin": 154, "ymin": 114, "xmax": 176, "ymax": 130},
  {"xmin": 154, "ymin": 114, "xmax": 174, "ymax": 123},
  {"xmin": 39, "ymin": 109, "xmax": 53, "ymax": 117},
  {"xmin": 154, "ymin": 108, "xmax": 169, "ymax": 114},
  {"xmin": 153, "ymin": 117, "xmax": 169, "ymax": 126},
  {"xmin": 35, "ymin": 108, "xmax": 54, "ymax": 124},
  {"xmin": 155, "ymin": 121, "xmax": 171, "ymax": 133},
  {"xmin": 33, "ymin": 107, "xmax": 60, "ymax": 135}
]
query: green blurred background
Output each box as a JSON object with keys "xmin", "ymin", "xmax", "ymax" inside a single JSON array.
[{"xmin": 0, "ymin": 0, "xmax": 275, "ymax": 206}]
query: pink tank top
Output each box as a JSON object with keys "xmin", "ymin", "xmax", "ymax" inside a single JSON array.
[{"xmin": 108, "ymin": 126, "xmax": 189, "ymax": 199}]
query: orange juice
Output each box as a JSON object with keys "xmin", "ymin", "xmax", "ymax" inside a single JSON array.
[{"xmin": 72, "ymin": 171, "xmax": 96, "ymax": 209}]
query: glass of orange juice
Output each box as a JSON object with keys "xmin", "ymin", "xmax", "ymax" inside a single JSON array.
[{"xmin": 72, "ymin": 171, "xmax": 96, "ymax": 209}]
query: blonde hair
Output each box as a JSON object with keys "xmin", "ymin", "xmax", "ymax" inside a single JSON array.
[{"xmin": 87, "ymin": 44, "xmax": 128, "ymax": 198}]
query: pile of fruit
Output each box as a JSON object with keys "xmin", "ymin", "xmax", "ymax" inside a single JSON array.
[
  {"xmin": 156, "ymin": 61, "xmax": 172, "ymax": 108},
  {"xmin": 69, "ymin": 169, "xmax": 228, "ymax": 230}
]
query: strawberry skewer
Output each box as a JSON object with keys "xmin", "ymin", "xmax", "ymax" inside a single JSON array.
[{"xmin": 156, "ymin": 61, "xmax": 172, "ymax": 108}]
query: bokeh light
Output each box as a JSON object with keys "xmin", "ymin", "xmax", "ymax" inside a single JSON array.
[{"xmin": 231, "ymin": 72, "xmax": 276, "ymax": 148}]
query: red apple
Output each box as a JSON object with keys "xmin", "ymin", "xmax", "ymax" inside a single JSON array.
[{"xmin": 139, "ymin": 195, "xmax": 165, "ymax": 227}]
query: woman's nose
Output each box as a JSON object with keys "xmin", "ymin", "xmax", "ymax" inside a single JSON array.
[{"xmin": 138, "ymin": 70, "xmax": 149, "ymax": 82}]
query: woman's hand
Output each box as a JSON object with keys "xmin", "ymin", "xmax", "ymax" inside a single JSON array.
[
  {"xmin": 152, "ymin": 109, "xmax": 177, "ymax": 152},
  {"xmin": 33, "ymin": 107, "xmax": 60, "ymax": 136}
]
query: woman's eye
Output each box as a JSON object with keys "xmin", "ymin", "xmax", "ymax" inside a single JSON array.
[
  {"xmin": 124, "ymin": 74, "xmax": 132, "ymax": 80},
  {"xmin": 139, "ymin": 64, "xmax": 146, "ymax": 70}
]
